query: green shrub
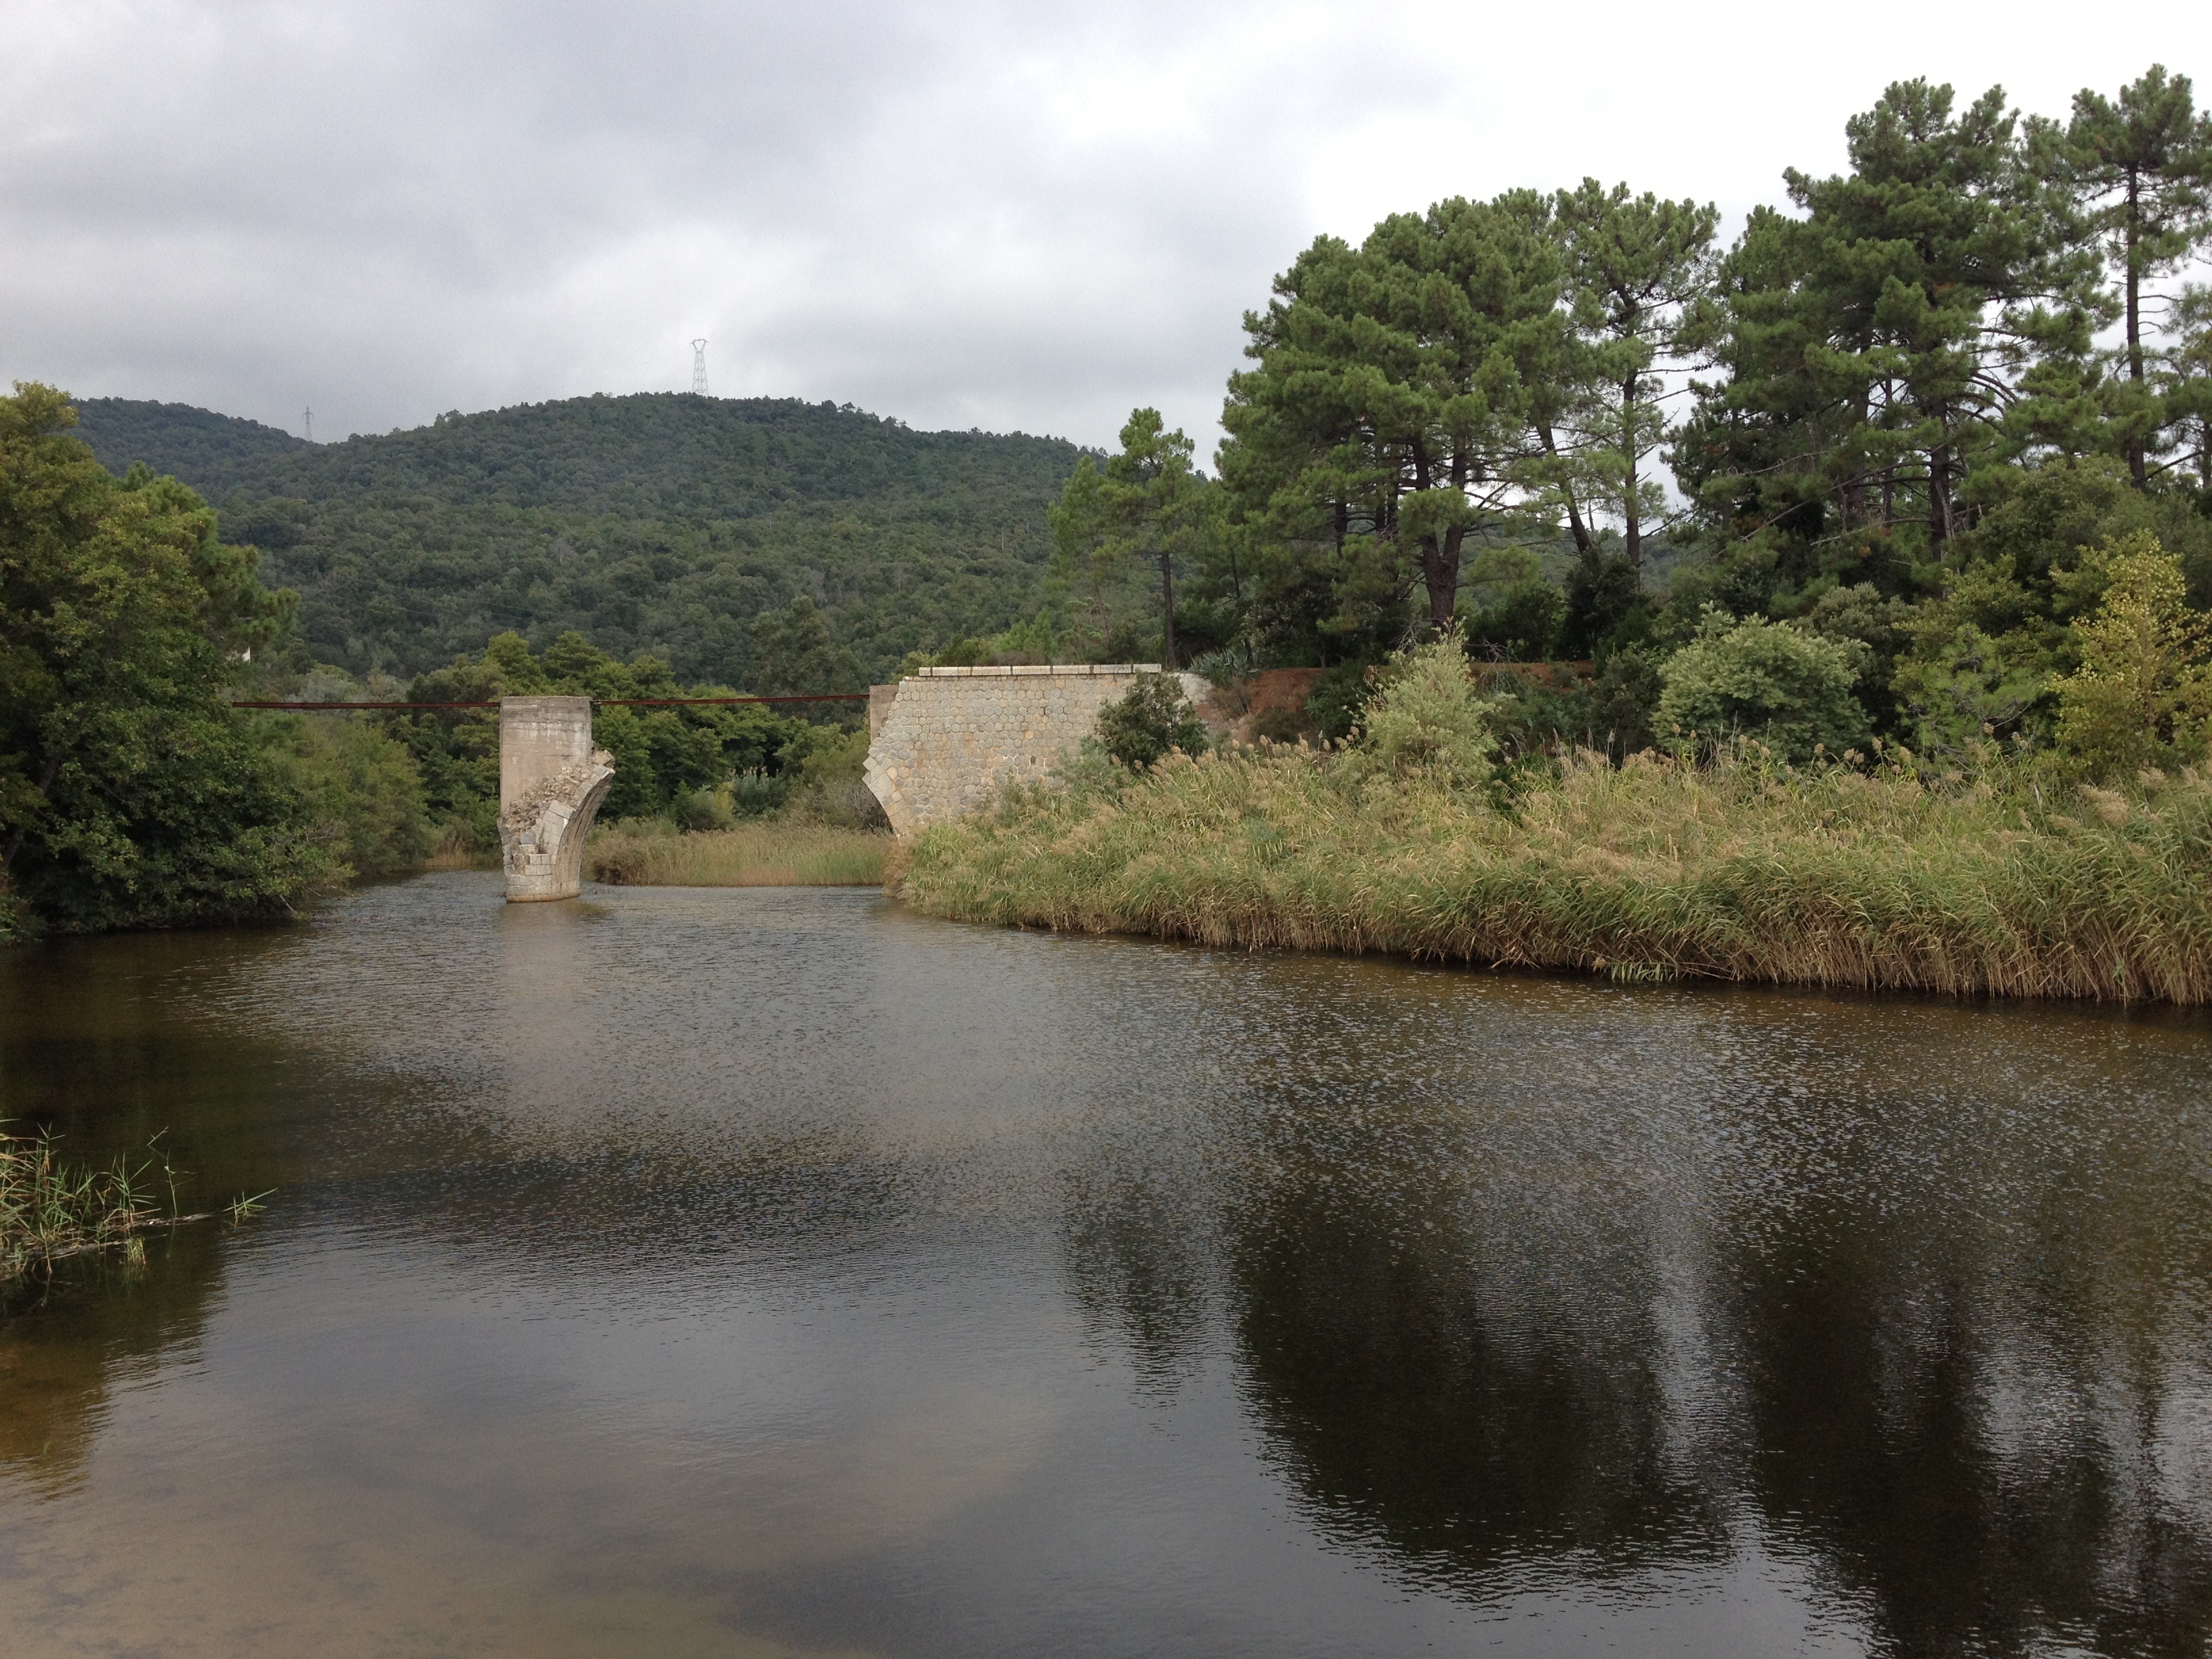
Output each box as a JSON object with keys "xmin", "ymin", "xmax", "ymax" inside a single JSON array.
[
  {"xmin": 729, "ymin": 770, "xmax": 788, "ymax": 819},
  {"xmin": 1249, "ymin": 706, "xmax": 1314, "ymax": 745},
  {"xmin": 1656, "ymin": 609, "xmax": 1869, "ymax": 761},
  {"xmin": 779, "ymin": 724, "xmax": 886, "ymax": 827},
  {"xmin": 268, "ymin": 714, "xmax": 434, "ymax": 876},
  {"xmin": 670, "ymin": 785, "xmax": 735, "ymax": 834},
  {"xmin": 1095, "ymin": 674, "xmax": 1209, "ymax": 770},
  {"xmin": 1466, "ymin": 579, "xmax": 1564, "ymax": 663},
  {"xmin": 2051, "ymin": 533, "xmax": 2212, "ymax": 779},
  {"xmin": 1355, "ymin": 627, "xmax": 1500, "ymax": 789},
  {"xmin": 1585, "ymin": 648, "xmax": 1664, "ymax": 756},
  {"xmin": 1305, "ymin": 661, "xmax": 1374, "ymax": 743}
]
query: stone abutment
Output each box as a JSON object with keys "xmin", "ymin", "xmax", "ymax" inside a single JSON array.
[{"xmin": 863, "ymin": 665, "xmax": 1207, "ymax": 837}]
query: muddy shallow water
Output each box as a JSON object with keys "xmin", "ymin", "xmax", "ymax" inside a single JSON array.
[{"xmin": 3, "ymin": 873, "xmax": 2209, "ymax": 1656}]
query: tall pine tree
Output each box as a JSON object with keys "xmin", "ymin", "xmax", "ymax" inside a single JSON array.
[
  {"xmin": 1555, "ymin": 180, "xmax": 1719, "ymax": 572},
  {"xmin": 2058, "ymin": 66, "xmax": 2212, "ymax": 487},
  {"xmin": 1677, "ymin": 80, "xmax": 2102, "ymax": 599},
  {"xmin": 1219, "ymin": 192, "xmax": 1569, "ymax": 640}
]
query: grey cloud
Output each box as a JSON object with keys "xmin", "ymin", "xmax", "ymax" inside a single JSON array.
[{"xmin": 0, "ymin": 1, "xmax": 2174, "ymax": 452}]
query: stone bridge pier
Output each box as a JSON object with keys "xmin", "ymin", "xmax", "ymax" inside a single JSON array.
[{"xmin": 498, "ymin": 696, "xmax": 616, "ymax": 901}]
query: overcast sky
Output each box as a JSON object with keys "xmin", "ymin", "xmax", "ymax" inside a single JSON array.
[{"xmin": 3, "ymin": 0, "xmax": 2203, "ymax": 453}]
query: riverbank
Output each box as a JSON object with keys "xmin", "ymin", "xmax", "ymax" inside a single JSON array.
[
  {"xmin": 890, "ymin": 745, "xmax": 2212, "ymax": 1002},
  {"xmin": 588, "ymin": 820, "xmax": 890, "ymax": 887}
]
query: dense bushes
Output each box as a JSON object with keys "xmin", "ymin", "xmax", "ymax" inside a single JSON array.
[
  {"xmin": 1655, "ymin": 611, "xmax": 1870, "ymax": 761},
  {"xmin": 264, "ymin": 716, "xmax": 433, "ymax": 877},
  {"xmin": 1094, "ymin": 675, "xmax": 1211, "ymax": 770},
  {"xmin": 2050, "ymin": 533, "xmax": 2212, "ymax": 777},
  {"xmin": 1, "ymin": 386, "xmax": 342, "ymax": 938}
]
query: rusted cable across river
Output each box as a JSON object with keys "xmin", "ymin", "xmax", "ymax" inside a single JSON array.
[{"xmin": 231, "ymin": 694, "xmax": 873, "ymax": 710}]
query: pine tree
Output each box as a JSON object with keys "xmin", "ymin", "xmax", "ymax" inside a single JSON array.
[
  {"xmin": 1219, "ymin": 192, "xmax": 1570, "ymax": 639},
  {"xmin": 2058, "ymin": 66, "xmax": 2212, "ymax": 487},
  {"xmin": 1050, "ymin": 411, "xmax": 1214, "ymax": 668},
  {"xmin": 1555, "ymin": 181, "xmax": 1718, "ymax": 572},
  {"xmin": 1677, "ymin": 81, "xmax": 2102, "ymax": 588},
  {"xmin": 2165, "ymin": 285, "xmax": 2212, "ymax": 493}
]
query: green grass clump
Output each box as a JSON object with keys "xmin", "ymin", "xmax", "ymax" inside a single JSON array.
[
  {"xmin": 3, "ymin": 1126, "xmax": 270, "ymax": 1286},
  {"xmin": 890, "ymin": 742, "xmax": 2212, "ymax": 1002},
  {"xmin": 588, "ymin": 820, "xmax": 890, "ymax": 888},
  {"xmin": 4, "ymin": 1130, "xmax": 171, "ymax": 1283},
  {"xmin": 2, "ymin": 1130, "xmax": 159, "ymax": 1282}
]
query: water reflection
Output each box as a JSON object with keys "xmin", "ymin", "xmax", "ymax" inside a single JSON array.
[
  {"xmin": 0, "ymin": 1231, "xmax": 224, "ymax": 1495},
  {"xmin": 1, "ymin": 876, "xmax": 2209, "ymax": 1656},
  {"xmin": 1231, "ymin": 1189, "xmax": 1727, "ymax": 1584}
]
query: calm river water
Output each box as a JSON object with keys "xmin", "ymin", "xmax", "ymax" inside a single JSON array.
[{"xmin": 3, "ymin": 874, "xmax": 2211, "ymax": 1656}]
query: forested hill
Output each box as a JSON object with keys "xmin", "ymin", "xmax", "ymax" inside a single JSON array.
[
  {"xmin": 72, "ymin": 398, "xmax": 308, "ymax": 491},
  {"xmin": 70, "ymin": 393, "xmax": 1085, "ymax": 687}
]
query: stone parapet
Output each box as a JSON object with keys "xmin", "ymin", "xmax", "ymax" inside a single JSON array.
[
  {"xmin": 863, "ymin": 665, "xmax": 1205, "ymax": 837},
  {"xmin": 912, "ymin": 663, "xmax": 1161, "ymax": 677}
]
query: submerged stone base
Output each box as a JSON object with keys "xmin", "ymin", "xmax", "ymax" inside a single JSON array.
[{"xmin": 498, "ymin": 696, "xmax": 616, "ymax": 901}]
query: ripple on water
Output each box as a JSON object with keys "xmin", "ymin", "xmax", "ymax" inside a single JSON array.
[{"xmin": 0, "ymin": 872, "xmax": 2207, "ymax": 1658}]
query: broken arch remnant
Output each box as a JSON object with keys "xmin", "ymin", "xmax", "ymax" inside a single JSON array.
[{"xmin": 498, "ymin": 697, "xmax": 615, "ymax": 901}]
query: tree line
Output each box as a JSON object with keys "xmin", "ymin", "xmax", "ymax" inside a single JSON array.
[
  {"xmin": 1047, "ymin": 68, "xmax": 2212, "ymax": 769},
  {"xmin": 9, "ymin": 66, "xmax": 2210, "ymax": 937}
]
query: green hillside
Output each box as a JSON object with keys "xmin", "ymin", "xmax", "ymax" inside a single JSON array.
[
  {"xmin": 70, "ymin": 393, "xmax": 1085, "ymax": 687},
  {"xmin": 72, "ymin": 398, "xmax": 308, "ymax": 491}
]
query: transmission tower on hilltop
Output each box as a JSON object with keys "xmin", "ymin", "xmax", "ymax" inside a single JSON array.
[
  {"xmin": 691, "ymin": 339, "xmax": 709, "ymax": 396},
  {"xmin": 302, "ymin": 407, "xmax": 314, "ymax": 442}
]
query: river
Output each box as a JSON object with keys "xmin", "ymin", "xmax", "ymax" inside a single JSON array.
[{"xmin": 3, "ymin": 874, "xmax": 2209, "ymax": 1656}]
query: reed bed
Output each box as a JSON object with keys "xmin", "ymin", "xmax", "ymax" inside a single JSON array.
[
  {"xmin": 0, "ymin": 1127, "xmax": 257, "ymax": 1284},
  {"xmin": 891, "ymin": 745, "xmax": 2212, "ymax": 1002},
  {"xmin": 424, "ymin": 821, "xmax": 497, "ymax": 872},
  {"xmin": 588, "ymin": 820, "xmax": 891, "ymax": 888}
]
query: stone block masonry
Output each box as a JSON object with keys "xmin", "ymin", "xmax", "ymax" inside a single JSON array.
[
  {"xmin": 864, "ymin": 665, "xmax": 1208, "ymax": 837},
  {"xmin": 498, "ymin": 696, "xmax": 617, "ymax": 901}
]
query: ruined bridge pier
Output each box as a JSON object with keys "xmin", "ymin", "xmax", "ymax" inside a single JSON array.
[{"xmin": 499, "ymin": 696, "xmax": 617, "ymax": 901}]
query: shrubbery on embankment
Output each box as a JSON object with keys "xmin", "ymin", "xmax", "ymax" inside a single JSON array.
[{"xmin": 890, "ymin": 642, "xmax": 2212, "ymax": 1004}]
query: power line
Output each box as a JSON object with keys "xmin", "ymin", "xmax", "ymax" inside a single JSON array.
[{"xmin": 690, "ymin": 338, "xmax": 709, "ymax": 396}]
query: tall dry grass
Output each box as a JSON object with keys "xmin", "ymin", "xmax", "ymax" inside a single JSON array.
[
  {"xmin": 589, "ymin": 820, "xmax": 890, "ymax": 888},
  {"xmin": 890, "ymin": 743, "xmax": 2212, "ymax": 1002},
  {"xmin": 424, "ymin": 821, "xmax": 496, "ymax": 872}
]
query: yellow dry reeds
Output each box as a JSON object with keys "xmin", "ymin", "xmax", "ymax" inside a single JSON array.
[
  {"xmin": 589, "ymin": 821, "xmax": 890, "ymax": 888},
  {"xmin": 890, "ymin": 745, "xmax": 2212, "ymax": 1002}
]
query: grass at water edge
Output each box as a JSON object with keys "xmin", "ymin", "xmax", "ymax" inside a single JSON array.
[
  {"xmin": 888, "ymin": 745, "xmax": 2212, "ymax": 1003},
  {"xmin": 588, "ymin": 821, "xmax": 890, "ymax": 888}
]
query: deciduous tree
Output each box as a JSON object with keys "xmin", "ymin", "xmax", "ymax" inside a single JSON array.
[{"xmin": 0, "ymin": 384, "xmax": 335, "ymax": 933}]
